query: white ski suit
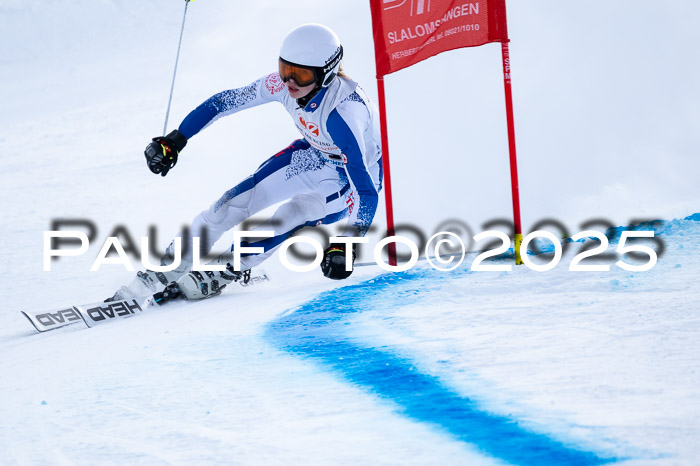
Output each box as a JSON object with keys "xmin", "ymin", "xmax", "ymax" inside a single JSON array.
[{"xmin": 176, "ymin": 72, "xmax": 383, "ymax": 269}]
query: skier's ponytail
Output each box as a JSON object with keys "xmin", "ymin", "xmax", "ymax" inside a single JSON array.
[{"xmin": 337, "ymin": 64, "xmax": 350, "ymax": 80}]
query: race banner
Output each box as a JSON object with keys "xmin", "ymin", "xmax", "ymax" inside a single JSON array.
[{"xmin": 370, "ymin": 0, "xmax": 509, "ymax": 76}]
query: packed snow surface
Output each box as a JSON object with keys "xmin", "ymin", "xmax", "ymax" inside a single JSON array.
[{"xmin": 2, "ymin": 218, "xmax": 699, "ymax": 465}]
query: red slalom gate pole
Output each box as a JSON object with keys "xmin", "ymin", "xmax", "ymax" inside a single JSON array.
[
  {"xmin": 376, "ymin": 76, "xmax": 397, "ymax": 266},
  {"xmin": 501, "ymin": 41, "xmax": 524, "ymax": 265}
]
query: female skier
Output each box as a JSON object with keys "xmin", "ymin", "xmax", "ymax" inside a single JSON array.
[{"xmin": 129, "ymin": 24, "xmax": 383, "ymax": 300}]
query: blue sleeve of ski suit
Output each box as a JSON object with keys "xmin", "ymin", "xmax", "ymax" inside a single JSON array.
[
  {"xmin": 178, "ymin": 74, "xmax": 284, "ymax": 139},
  {"xmin": 327, "ymin": 107, "xmax": 378, "ymax": 237}
]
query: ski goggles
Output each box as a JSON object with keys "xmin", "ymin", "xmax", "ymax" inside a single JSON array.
[
  {"xmin": 278, "ymin": 58, "xmax": 319, "ymax": 87},
  {"xmin": 278, "ymin": 47, "xmax": 343, "ymax": 88}
]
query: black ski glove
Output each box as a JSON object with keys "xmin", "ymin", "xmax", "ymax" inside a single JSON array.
[
  {"xmin": 144, "ymin": 129, "xmax": 187, "ymax": 177},
  {"xmin": 321, "ymin": 242, "xmax": 356, "ymax": 280}
]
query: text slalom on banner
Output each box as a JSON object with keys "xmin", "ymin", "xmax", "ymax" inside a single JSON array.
[{"xmin": 370, "ymin": 0, "xmax": 508, "ymax": 76}]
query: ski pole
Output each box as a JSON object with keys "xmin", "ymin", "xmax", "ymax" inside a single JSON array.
[{"xmin": 163, "ymin": 0, "xmax": 193, "ymax": 136}]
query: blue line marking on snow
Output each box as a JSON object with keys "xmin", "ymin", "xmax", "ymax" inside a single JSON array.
[{"xmin": 265, "ymin": 267, "xmax": 617, "ymax": 465}]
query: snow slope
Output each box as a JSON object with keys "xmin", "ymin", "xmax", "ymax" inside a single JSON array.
[
  {"xmin": 2, "ymin": 1, "xmax": 700, "ymax": 465},
  {"xmin": 2, "ymin": 217, "xmax": 699, "ymax": 465}
]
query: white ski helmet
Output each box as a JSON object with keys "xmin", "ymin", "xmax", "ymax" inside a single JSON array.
[{"xmin": 279, "ymin": 24, "xmax": 343, "ymax": 88}]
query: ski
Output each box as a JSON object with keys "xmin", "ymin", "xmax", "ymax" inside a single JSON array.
[
  {"xmin": 76, "ymin": 297, "xmax": 155, "ymax": 328},
  {"xmin": 21, "ymin": 307, "xmax": 84, "ymax": 333},
  {"xmin": 21, "ymin": 269, "xmax": 271, "ymax": 333},
  {"xmin": 21, "ymin": 297, "xmax": 156, "ymax": 332}
]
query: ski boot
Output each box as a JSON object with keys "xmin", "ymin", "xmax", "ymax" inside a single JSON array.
[
  {"xmin": 176, "ymin": 265, "xmax": 251, "ymax": 300},
  {"xmin": 175, "ymin": 251, "xmax": 252, "ymax": 300},
  {"xmin": 106, "ymin": 259, "xmax": 193, "ymax": 302}
]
